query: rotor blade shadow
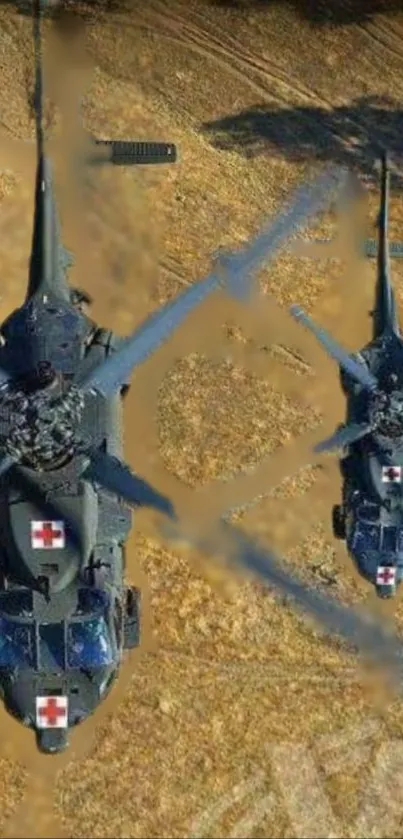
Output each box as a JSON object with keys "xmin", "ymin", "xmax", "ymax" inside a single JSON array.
[{"xmin": 83, "ymin": 449, "xmax": 177, "ymax": 520}]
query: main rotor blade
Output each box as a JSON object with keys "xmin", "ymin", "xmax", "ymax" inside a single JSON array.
[
  {"xmin": 84, "ymin": 446, "xmax": 374, "ymax": 659},
  {"xmin": 76, "ymin": 280, "xmax": 216, "ymax": 397},
  {"xmin": 313, "ymin": 421, "xmax": 372, "ymax": 454},
  {"xmin": 77, "ymin": 165, "xmax": 346, "ymax": 398},
  {"xmin": 232, "ymin": 166, "xmax": 345, "ymax": 282},
  {"xmin": 288, "ymin": 168, "xmax": 366, "ymax": 259},
  {"xmin": 162, "ymin": 514, "xmax": 403, "ymax": 678},
  {"xmin": 290, "ymin": 305, "xmax": 379, "ymax": 393},
  {"xmin": 82, "ymin": 449, "xmax": 176, "ymax": 520},
  {"xmin": 219, "ymin": 522, "xmax": 403, "ymax": 674}
]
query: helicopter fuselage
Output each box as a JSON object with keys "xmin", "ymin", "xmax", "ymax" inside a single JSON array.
[
  {"xmin": 0, "ymin": 291, "xmax": 139, "ymax": 752},
  {"xmin": 337, "ymin": 333, "xmax": 403, "ymax": 597}
]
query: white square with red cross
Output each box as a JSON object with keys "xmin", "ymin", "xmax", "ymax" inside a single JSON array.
[
  {"xmin": 36, "ymin": 695, "xmax": 68, "ymax": 729},
  {"xmin": 376, "ymin": 566, "xmax": 397, "ymax": 586},
  {"xmin": 31, "ymin": 521, "xmax": 65, "ymax": 550},
  {"xmin": 381, "ymin": 466, "xmax": 402, "ymax": 484}
]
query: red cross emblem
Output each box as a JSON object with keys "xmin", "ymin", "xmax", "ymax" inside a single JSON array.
[
  {"xmin": 382, "ymin": 466, "xmax": 402, "ymax": 483},
  {"xmin": 376, "ymin": 566, "xmax": 396, "ymax": 586},
  {"xmin": 31, "ymin": 521, "xmax": 65, "ymax": 550},
  {"xmin": 36, "ymin": 696, "xmax": 68, "ymax": 729}
]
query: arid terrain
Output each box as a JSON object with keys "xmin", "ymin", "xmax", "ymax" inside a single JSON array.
[{"xmin": 1, "ymin": 1, "xmax": 403, "ymax": 837}]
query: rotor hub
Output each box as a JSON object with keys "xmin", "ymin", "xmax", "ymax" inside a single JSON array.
[
  {"xmin": 369, "ymin": 389, "xmax": 403, "ymax": 440},
  {"xmin": 0, "ymin": 383, "xmax": 85, "ymax": 470}
]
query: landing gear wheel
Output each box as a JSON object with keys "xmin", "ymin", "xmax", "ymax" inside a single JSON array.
[
  {"xmin": 332, "ymin": 505, "xmax": 346, "ymax": 540},
  {"xmin": 123, "ymin": 586, "xmax": 141, "ymax": 649}
]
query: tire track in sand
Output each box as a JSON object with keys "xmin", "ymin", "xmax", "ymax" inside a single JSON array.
[
  {"xmin": 357, "ymin": 16, "xmax": 403, "ymax": 69},
  {"xmin": 136, "ymin": 0, "xmax": 388, "ymax": 157}
]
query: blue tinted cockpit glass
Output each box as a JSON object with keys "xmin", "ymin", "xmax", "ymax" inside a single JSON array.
[
  {"xmin": 0, "ymin": 590, "xmax": 33, "ymax": 616},
  {"xmin": 352, "ymin": 523, "xmax": 380, "ymax": 553},
  {"xmin": 67, "ymin": 617, "xmax": 113, "ymax": 668},
  {"xmin": 381, "ymin": 526, "xmax": 398, "ymax": 554},
  {"xmin": 357, "ymin": 503, "xmax": 379, "ymax": 523},
  {"xmin": 76, "ymin": 588, "xmax": 109, "ymax": 615},
  {"xmin": 39, "ymin": 622, "xmax": 65, "ymax": 670},
  {"xmin": 0, "ymin": 619, "xmax": 35, "ymax": 669}
]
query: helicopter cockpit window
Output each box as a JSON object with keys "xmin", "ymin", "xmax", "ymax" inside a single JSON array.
[
  {"xmin": 75, "ymin": 588, "xmax": 109, "ymax": 615},
  {"xmin": 356, "ymin": 503, "xmax": 380, "ymax": 523},
  {"xmin": 67, "ymin": 617, "xmax": 113, "ymax": 668},
  {"xmin": 0, "ymin": 590, "xmax": 33, "ymax": 617},
  {"xmin": 381, "ymin": 526, "xmax": 398, "ymax": 553},
  {"xmin": 0, "ymin": 619, "xmax": 35, "ymax": 669},
  {"xmin": 113, "ymin": 598, "xmax": 123, "ymax": 649},
  {"xmin": 39, "ymin": 622, "xmax": 65, "ymax": 670},
  {"xmin": 352, "ymin": 522, "xmax": 380, "ymax": 553}
]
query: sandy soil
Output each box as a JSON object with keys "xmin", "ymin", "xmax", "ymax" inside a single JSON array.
[{"xmin": 1, "ymin": 1, "xmax": 403, "ymax": 837}]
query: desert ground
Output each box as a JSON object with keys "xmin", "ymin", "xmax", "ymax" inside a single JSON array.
[{"xmin": 1, "ymin": 0, "xmax": 403, "ymax": 837}]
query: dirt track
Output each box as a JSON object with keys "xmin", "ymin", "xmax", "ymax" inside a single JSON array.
[{"xmin": 1, "ymin": 1, "xmax": 403, "ymax": 837}]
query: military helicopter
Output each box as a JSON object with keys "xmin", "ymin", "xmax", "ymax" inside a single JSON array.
[
  {"xmin": 0, "ymin": 2, "xmax": 345, "ymax": 754},
  {"xmin": 0, "ymin": 0, "xmax": 180, "ymax": 754},
  {"xmin": 290, "ymin": 151, "xmax": 403, "ymax": 600}
]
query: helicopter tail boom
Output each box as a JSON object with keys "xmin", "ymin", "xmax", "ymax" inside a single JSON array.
[
  {"xmin": 371, "ymin": 150, "xmax": 399, "ymax": 339},
  {"xmin": 26, "ymin": 153, "xmax": 73, "ymax": 303},
  {"xmin": 25, "ymin": 0, "xmax": 73, "ymax": 303}
]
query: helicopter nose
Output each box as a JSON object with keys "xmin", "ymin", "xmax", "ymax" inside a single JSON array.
[
  {"xmin": 36, "ymin": 727, "xmax": 69, "ymax": 754},
  {"xmin": 375, "ymin": 559, "xmax": 399, "ymax": 597},
  {"xmin": 375, "ymin": 585, "xmax": 396, "ymax": 599}
]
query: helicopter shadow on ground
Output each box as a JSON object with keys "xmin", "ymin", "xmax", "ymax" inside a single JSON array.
[
  {"xmin": 207, "ymin": 0, "xmax": 403, "ymax": 26},
  {"xmin": 201, "ymin": 96, "xmax": 403, "ymax": 188},
  {"xmin": 6, "ymin": 0, "xmax": 403, "ymax": 26},
  {"xmin": 0, "ymin": 0, "xmax": 134, "ymax": 19}
]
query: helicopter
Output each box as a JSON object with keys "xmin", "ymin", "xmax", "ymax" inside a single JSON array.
[
  {"xmin": 0, "ymin": 1, "xmax": 180, "ymax": 755},
  {"xmin": 290, "ymin": 151, "xmax": 403, "ymax": 600},
  {"xmin": 0, "ymin": 2, "xmax": 346, "ymax": 754}
]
